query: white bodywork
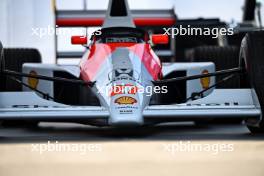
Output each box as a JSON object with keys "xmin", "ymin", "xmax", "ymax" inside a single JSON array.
[{"xmin": 22, "ymin": 62, "xmax": 215, "ymax": 103}]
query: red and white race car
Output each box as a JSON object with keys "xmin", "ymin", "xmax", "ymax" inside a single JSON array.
[{"xmin": 0, "ymin": 0, "xmax": 264, "ymax": 133}]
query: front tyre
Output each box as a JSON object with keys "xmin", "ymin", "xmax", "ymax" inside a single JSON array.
[{"xmin": 239, "ymin": 31, "xmax": 264, "ymax": 133}]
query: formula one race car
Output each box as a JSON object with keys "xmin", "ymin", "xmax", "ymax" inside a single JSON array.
[{"xmin": 0, "ymin": 0, "xmax": 264, "ymax": 133}]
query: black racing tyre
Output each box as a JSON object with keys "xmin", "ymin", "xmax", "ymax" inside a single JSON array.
[
  {"xmin": 0, "ymin": 42, "xmax": 5, "ymax": 91},
  {"xmin": 1, "ymin": 48, "xmax": 41, "ymax": 128},
  {"xmin": 4, "ymin": 48, "xmax": 41, "ymax": 91},
  {"xmin": 186, "ymin": 46, "xmax": 240, "ymax": 88},
  {"xmin": 239, "ymin": 31, "xmax": 264, "ymax": 133}
]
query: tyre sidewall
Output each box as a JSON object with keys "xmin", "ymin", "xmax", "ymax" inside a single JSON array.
[
  {"xmin": 0, "ymin": 42, "xmax": 5, "ymax": 91},
  {"xmin": 240, "ymin": 33, "xmax": 264, "ymax": 131}
]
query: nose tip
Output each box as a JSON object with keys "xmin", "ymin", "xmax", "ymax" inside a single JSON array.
[{"xmin": 109, "ymin": 111, "xmax": 144, "ymax": 126}]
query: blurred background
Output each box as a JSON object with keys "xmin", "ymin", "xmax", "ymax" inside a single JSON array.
[{"xmin": 0, "ymin": 0, "xmax": 263, "ymax": 64}]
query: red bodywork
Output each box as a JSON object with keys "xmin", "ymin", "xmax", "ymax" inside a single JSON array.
[
  {"xmin": 57, "ymin": 18, "xmax": 176, "ymax": 27},
  {"xmin": 80, "ymin": 43, "xmax": 162, "ymax": 82}
]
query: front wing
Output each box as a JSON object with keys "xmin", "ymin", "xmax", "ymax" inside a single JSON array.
[{"xmin": 0, "ymin": 90, "xmax": 261, "ymax": 124}]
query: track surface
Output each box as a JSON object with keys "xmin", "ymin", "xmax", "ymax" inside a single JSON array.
[{"xmin": 0, "ymin": 123, "xmax": 264, "ymax": 176}]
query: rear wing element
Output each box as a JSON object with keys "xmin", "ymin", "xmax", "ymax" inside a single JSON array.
[{"xmin": 56, "ymin": 9, "xmax": 176, "ymax": 27}]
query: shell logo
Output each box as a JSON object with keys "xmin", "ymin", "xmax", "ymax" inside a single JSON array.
[
  {"xmin": 200, "ymin": 70, "xmax": 210, "ymax": 89},
  {"xmin": 28, "ymin": 70, "xmax": 39, "ymax": 89},
  {"xmin": 114, "ymin": 96, "xmax": 137, "ymax": 105}
]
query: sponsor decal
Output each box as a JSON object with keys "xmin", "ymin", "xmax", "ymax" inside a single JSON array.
[
  {"xmin": 119, "ymin": 110, "xmax": 133, "ymax": 114},
  {"xmin": 116, "ymin": 106, "xmax": 139, "ymax": 110},
  {"xmin": 108, "ymin": 68, "xmax": 133, "ymax": 81},
  {"xmin": 108, "ymin": 69, "xmax": 140, "ymax": 82},
  {"xmin": 200, "ymin": 70, "xmax": 210, "ymax": 89},
  {"xmin": 114, "ymin": 68, "xmax": 133, "ymax": 78},
  {"xmin": 28, "ymin": 70, "xmax": 39, "ymax": 89},
  {"xmin": 114, "ymin": 96, "xmax": 137, "ymax": 105},
  {"xmin": 110, "ymin": 84, "xmax": 138, "ymax": 96}
]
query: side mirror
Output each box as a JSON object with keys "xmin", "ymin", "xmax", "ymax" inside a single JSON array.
[
  {"xmin": 151, "ymin": 34, "xmax": 169, "ymax": 45},
  {"xmin": 71, "ymin": 36, "xmax": 87, "ymax": 45}
]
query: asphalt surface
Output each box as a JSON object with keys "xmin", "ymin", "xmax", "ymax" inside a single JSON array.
[{"xmin": 0, "ymin": 122, "xmax": 264, "ymax": 176}]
